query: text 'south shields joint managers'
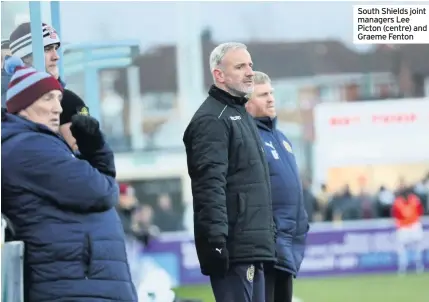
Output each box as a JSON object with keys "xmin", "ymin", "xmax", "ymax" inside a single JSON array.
[{"xmin": 353, "ymin": 5, "xmax": 429, "ymax": 44}]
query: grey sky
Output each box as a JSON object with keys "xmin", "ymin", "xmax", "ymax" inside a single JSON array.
[
  {"xmin": 59, "ymin": 1, "xmax": 359, "ymax": 51},
  {"xmin": 2, "ymin": 1, "xmax": 422, "ymax": 53}
]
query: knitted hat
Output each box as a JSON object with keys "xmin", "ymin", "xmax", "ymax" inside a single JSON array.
[
  {"xmin": 119, "ymin": 183, "xmax": 135, "ymax": 196},
  {"xmin": 119, "ymin": 183, "xmax": 130, "ymax": 195},
  {"xmin": 1, "ymin": 39, "xmax": 10, "ymax": 50},
  {"xmin": 5, "ymin": 56, "xmax": 63, "ymax": 114},
  {"xmin": 9, "ymin": 22, "xmax": 61, "ymax": 58},
  {"xmin": 60, "ymin": 89, "xmax": 90, "ymax": 125}
]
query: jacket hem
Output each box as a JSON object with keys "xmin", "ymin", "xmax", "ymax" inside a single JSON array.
[{"xmin": 229, "ymin": 256, "xmax": 276, "ymax": 263}]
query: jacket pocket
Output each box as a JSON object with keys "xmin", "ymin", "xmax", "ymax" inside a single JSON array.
[
  {"xmin": 234, "ymin": 192, "xmax": 247, "ymax": 233},
  {"xmin": 82, "ymin": 233, "xmax": 92, "ymax": 279}
]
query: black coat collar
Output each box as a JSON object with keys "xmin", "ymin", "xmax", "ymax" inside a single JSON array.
[{"xmin": 208, "ymin": 85, "xmax": 248, "ymax": 107}]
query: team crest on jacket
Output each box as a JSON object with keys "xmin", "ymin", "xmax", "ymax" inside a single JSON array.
[
  {"xmin": 283, "ymin": 140, "xmax": 293, "ymax": 153},
  {"xmin": 246, "ymin": 264, "xmax": 255, "ymax": 282},
  {"xmin": 78, "ymin": 106, "xmax": 89, "ymax": 116}
]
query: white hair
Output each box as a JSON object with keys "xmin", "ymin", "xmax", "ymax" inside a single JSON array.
[
  {"xmin": 253, "ymin": 71, "xmax": 271, "ymax": 85},
  {"xmin": 209, "ymin": 42, "xmax": 247, "ymax": 73}
]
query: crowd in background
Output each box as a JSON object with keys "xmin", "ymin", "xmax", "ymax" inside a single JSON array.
[
  {"xmin": 116, "ymin": 183, "xmax": 185, "ymax": 245},
  {"xmin": 309, "ymin": 173, "xmax": 429, "ymax": 223},
  {"xmin": 117, "ymin": 171, "xmax": 429, "ymax": 243}
]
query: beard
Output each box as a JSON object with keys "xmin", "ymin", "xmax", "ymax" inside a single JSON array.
[{"xmin": 226, "ymin": 82, "xmax": 254, "ymax": 97}]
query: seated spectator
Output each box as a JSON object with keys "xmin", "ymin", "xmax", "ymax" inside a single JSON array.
[{"xmin": 1, "ymin": 57, "xmax": 137, "ymax": 302}]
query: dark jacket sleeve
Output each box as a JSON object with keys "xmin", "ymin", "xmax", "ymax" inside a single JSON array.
[
  {"xmin": 184, "ymin": 116, "xmax": 229, "ymax": 242},
  {"xmin": 9, "ymin": 134, "xmax": 118, "ymax": 213}
]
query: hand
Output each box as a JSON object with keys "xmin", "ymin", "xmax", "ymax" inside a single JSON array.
[
  {"xmin": 70, "ymin": 114, "xmax": 104, "ymax": 155},
  {"xmin": 206, "ymin": 239, "xmax": 229, "ymax": 277}
]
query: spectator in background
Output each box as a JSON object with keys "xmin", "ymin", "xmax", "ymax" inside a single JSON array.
[
  {"xmin": 376, "ymin": 185, "xmax": 395, "ymax": 218},
  {"xmin": 424, "ymin": 173, "xmax": 429, "ymax": 213},
  {"xmin": 356, "ymin": 186, "xmax": 377, "ymax": 219},
  {"xmin": 391, "ymin": 190, "xmax": 425, "ymax": 274},
  {"xmin": 395, "ymin": 176, "xmax": 413, "ymax": 195},
  {"xmin": 9, "ymin": 22, "xmax": 64, "ymax": 84},
  {"xmin": 301, "ymin": 176, "xmax": 318, "ymax": 223},
  {"xmin": 1, "ymin": 57, "xmax": 137, "ymax": 301},
  {"xmin": 153, "ymin": 193, "xmax": 183, "ymax": 232},
  {"xmin": 316, "ymin": 183, "xmax": 330, "ymax": 221},
  {"xmin": 414, "ymin": 173, "xmax": 429, "ymax": 213},
  {"xmin": 245, "ymin": 71, "xmax": 309, "ymax": 302},
  {"xmin": 326, "ymin": 185, "xmax": 360, "ymax": 221},
  {"xmin": 1, "ymin": 39, "xmax": 11, "ymax": 106},
  {"xmin": 2, "ymin": 22, "xmax": 65, "ymax": 106},
  {"xmin": 117, "ymin": 183, "xmax": 159, "ymax": 246},
  {"xmin": 117, "ymin": 183, "xmax": 139, "ymax": 235},
  {"xmin": 131, "ymin": 204, "xmax": 160, "ymax": 242}
]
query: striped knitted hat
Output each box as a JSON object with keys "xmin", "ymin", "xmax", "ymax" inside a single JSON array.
[
  {"xmin": 1, "ymin": 39, "xmax": 10, "ymax": 50},
  {"xmin": 9, "ymin": 23, "xmax": 61, "ymax": 58},
  {"xmin": 4, "ymin": 56, "xmax": 63, "ymax": 114}
]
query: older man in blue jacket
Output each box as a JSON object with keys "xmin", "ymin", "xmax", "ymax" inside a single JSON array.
[
  {"xmin": 1, "ymin": 57, "xmax": 137, "ymax": 302},
  {"xmin": 246, "ymin": 71, "xmax": 309, "ymax": 302}
]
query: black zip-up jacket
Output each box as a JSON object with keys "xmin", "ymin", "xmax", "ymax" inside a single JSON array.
[{"xmin": 183, "ymin": 85, "xmax": 276, "ymax": 273}]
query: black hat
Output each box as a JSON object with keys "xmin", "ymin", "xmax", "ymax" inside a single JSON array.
[
  {"xmin": 1, "ymin": 39, "xmax": 10, "ymax": 50},
  {"xmin": 60, "ymin": 89, "xmax": 89, "ymax": 125}
]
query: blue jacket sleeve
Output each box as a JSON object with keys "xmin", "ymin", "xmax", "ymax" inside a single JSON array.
[
  {"xmin": 9, "ymin": 134, "xmax": 118, "ymax": 213},
  {"xmin": 77, "ymin": 141, "xmax": 116, "ymax": 178}
]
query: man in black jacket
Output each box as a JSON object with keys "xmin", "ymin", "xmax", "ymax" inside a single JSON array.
[{"xmin": 183, "ymin": 42, "xmax": 276, "ymax": 302}]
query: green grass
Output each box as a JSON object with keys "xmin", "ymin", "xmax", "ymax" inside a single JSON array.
[{"xmin": 174, "ymin": 273, "xmax": 429, "ymax": 302}]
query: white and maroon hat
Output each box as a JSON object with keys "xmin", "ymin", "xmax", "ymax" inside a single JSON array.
[
  {"xmin": 4, "ymin": 56, "xmax": 63, "ymax": 114},
  {"xmin": 9, "ymin": 22, "xmax": 61, "ymax": 59}
]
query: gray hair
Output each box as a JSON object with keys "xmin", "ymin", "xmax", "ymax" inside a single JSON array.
[
  {"xmin": 253, "ymin": 71, "xmax": 271, "ymax": 85},
  {"xmin": 209, "ymin": 42, "xmax": 247, "ymax": 73}
]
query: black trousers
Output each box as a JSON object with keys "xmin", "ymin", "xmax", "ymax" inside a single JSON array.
[
  {"xmin": 264, "ymin": 267, "xmax": 293, "ymax": 302},
  {"xmin": 210, "ymin": 263, "xmax": 265, "ymax": 302}
]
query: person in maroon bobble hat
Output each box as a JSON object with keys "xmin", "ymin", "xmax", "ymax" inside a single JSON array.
[{"xmin": 1, "ymin": 56, "xmax": 137, "ymax": 302}]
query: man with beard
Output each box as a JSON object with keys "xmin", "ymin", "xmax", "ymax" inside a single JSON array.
[
  {"xmin": 183, "ymin": 42, "xmax": 276, "ymax": 302},
  {"xmin": 246, "ymin": 71, "xmax": 309, "ymax": 302}
]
